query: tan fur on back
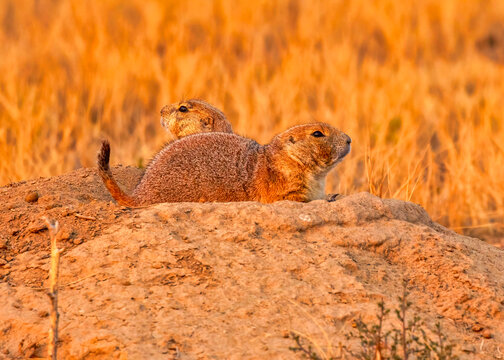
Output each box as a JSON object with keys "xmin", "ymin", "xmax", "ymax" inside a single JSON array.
[
  {"xmin": 160, "ymin": 99, "xmax": 232, "ymax": 139},
  {"xmin": 99, "ymin": 123, "xmax": 351, "ymax": 206}
]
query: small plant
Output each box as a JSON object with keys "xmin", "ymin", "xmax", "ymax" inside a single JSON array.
[
  {"xmin": 346, "ymin": 300, "xmax": 391, "ymax": 360},
  {"xmin": 289, "ymin": 333, "xmax": 325, "ymax": 360},
  {"xmin": 289, "ymin": 280, "xmax": 458, "ymax": 360},
  {"xmin": 416, "ymin": 323, "xmax": 457, "ymax": 360}
]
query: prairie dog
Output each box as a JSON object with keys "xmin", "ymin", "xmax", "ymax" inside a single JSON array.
[
  {"xmin": 98, "ymin": 123, "xmax": 351, "ymax": 206},
  {"xmin": 160, "ymin": 99, "xmax": 232, "ymax": 139}
]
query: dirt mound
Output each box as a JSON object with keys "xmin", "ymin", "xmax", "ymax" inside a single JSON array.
[{"xmin": 0, "ymin": 168, "xmax": 503, "ymax": 359}]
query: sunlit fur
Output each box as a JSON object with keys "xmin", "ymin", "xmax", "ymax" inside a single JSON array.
[
  {"xmin": 160, "ymin": 99, "xmax": 232, "ymax": 139},
  {"xmin": 98, "ymin": 123, "xmax": 351, "ymax": 206}
]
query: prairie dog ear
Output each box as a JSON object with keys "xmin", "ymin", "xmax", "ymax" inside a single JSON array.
[
  {"xmin": 288, "ymin": 136, "xmax": 296, "ymax": 144},
  {"xmin": 201, "ymin": 117, "xmax": 214, "ymax": 127}
]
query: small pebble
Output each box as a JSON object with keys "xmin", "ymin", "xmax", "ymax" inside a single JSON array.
[
  {"xmin": 152, "ymin": 262, "xmax": 163, "ymax": 269},
  {"xmin": 38, "ymin": 310, "xmax": 49, "ymax": 318},
  {"xmin": 482, "ymin": 329, "xmax": 492, "ymax": 339},
  {"xmin": 7, "ymin": 202, "xmax": 18, "ymax": 210},
  {"xmin": 462, "ymin": 345, "xmax": 476, "ymax": 353},
  {"xmin": 471, "ymin": 323, "xmax": 483, "ymax": 332},
  {"xmin": 59, "ymin": 230, "xmax": 71, "ymax": 241},
  {"xmin": 28, "ymin": 224, "xmax": 47, "ymax": 233},
  {"xmin": 12, "ymin": 301, "xmax": 21, "ymax": 309},
  {"xmin": 73, "ymin": 238, "xmax": 83, "ymax": 245},
  {"xmin": 25, "ymin": 191, "xmax": 39, "ymax": 203}
]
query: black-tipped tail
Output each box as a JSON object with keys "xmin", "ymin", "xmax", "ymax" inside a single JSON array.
[
  {"xmin": 98, "ymin": 140, "xmax": 111, "ymax": 175},
  {"xmin": 97, "ymin": 140, "xmax": 136, "ymax": 207}
]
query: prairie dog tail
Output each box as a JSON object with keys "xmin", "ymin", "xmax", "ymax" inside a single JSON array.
[{"xmin": 97, "ymin": 140, "xmax": 137, "ymax": 207}]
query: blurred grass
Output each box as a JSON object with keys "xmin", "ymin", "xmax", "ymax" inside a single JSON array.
[{"xmin": 1, "ymin": 0, "xmax": 503, "ymax": 243}]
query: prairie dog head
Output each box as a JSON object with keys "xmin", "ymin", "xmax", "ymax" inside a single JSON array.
[
  {"xmin": 271, "ymin": 123, "xmax": 351, "ymax": 175},
  {"xmin": 160, "ymin": 99, "xmax": 232, "ymax": 139}
]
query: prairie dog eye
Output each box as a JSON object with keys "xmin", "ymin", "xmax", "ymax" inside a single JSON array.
[
  {"xmin": 178, "ymin": 105, "xmax": 188, "ymax": 113},
  {"xmin": 311, "ymin": 131, "xmax": 325, "ymax": 137}
]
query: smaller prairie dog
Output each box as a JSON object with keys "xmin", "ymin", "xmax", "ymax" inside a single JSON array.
[
  {"xmin": 160, "ymin": 99, "xmax": 233, "ymax": 139},
  {"xmin": 98, "ymin": 123, "xmax": 351, "ymax": 206}
]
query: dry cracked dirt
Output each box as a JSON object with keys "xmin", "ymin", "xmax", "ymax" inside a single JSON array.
[{"xmin": 0, "ymin": 166, "xmax": 503, "ymax": 359}]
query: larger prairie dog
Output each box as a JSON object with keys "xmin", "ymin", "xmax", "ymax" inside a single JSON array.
[
  {"xmin": 160, "ymin": 99, "xmax": 233, "ymax": 139},
  {"xmin": 98, "ymin": 123, "xmax": 351, "ymax": 206}
]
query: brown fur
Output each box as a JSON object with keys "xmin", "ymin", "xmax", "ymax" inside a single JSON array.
[
  {"xmin": 97, "ymin": 141, "xmax": 136, "ymax": 206},
  {"xmin": 98, "ymin": 123, "xmax": 351, "ymax": 206},
  {"xmin": 160, "ymin": 99, "xmax": 232, "ymax": 139}
]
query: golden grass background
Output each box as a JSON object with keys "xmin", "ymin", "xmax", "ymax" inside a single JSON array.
[{"xmin": 1, "ymin": 0, "xmax": 503, "ymax": 242}]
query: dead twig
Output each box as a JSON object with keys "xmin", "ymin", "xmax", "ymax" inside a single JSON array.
[
  {"xmin": 74, "ymin": 213, "xmax": 96, "ymax": 221},
  {"xmin": 43, "ymin": 217, "xmax": 62, "ymax": 360},
  {"xmin": 62, "ymin": 272, "xmax": 99, "ymax": 287}
]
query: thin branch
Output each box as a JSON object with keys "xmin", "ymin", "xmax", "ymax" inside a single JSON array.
[{"xmin": 74, "ymin": 213, "xmax": 97, "ymax": 221}]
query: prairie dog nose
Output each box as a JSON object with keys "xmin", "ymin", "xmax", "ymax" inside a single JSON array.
[{"xmin": 345, "ymin": 134, "xmax": 352, "ymax": 144}]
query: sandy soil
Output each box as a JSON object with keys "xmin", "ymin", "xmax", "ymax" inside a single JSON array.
[{"xmin": 0, "ymin": 167, "xmax": 503, "ymax": 359}]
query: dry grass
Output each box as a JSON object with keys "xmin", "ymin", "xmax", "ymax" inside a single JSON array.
[{"xmin": 1, "ymin": 0, "xmax": 503, "ymax": 241}]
